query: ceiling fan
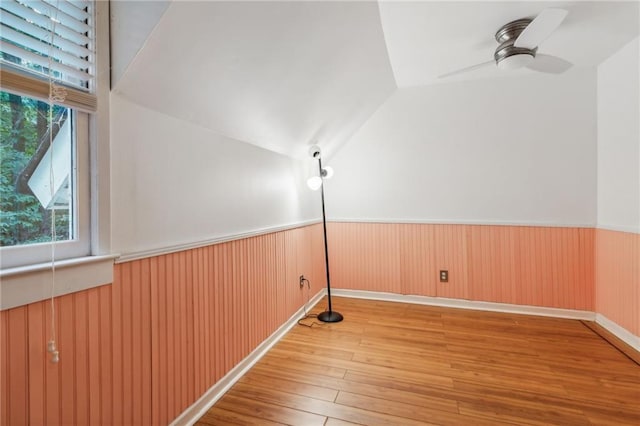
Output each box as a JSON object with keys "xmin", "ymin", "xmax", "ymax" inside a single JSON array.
[{"xmin": 440, "ymin": 8, "xmax": 573, "ymax": 79}]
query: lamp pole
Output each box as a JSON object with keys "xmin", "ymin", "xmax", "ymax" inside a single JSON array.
[{"xmin": 316, "ymin": 156, "xmax": 343, "ymax": 323}]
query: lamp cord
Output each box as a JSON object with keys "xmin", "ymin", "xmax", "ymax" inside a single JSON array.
[{"xmin": 297, "ymin": 278, "xmax": 324, "ymax": 328}]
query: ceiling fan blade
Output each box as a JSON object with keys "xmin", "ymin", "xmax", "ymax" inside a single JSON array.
[
  {"xmin": 438, "ymin": 60, "xmax": 495, "ymax": 79},
  {"xmin": 527, "ymin": 54, "xmax": 572, "ymax": 74},
  {"xmin": 514, "ymin": 8, "xmax": 568, "ymax": 49}
]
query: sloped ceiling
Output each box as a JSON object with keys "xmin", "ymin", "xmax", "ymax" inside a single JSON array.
[
  {"xmin": 112, "ymin": 1, "xmax": 396, "ymax": 158},
  {"xmin": 110, "ymin": 0, "xmax": 171, "ymax": 85},
  {"xmin": 380, "ymin": 1, "xmax": 639, "ymax": 87},
  {"xmin": 112, "ymin": 1, "xmax": 638, "ymax": 158}
]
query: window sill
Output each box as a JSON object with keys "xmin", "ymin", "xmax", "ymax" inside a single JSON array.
[{"xmin": 1, "ymin": 254, "xmax": 118, "ymax": 310}]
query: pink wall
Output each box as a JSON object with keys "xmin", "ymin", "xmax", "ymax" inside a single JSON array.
[
  {"xmin": 3, "ymin": 222, "xmax": 637, "ymax": 425},
  {"xmin": 328, "ymin": 223, "xmax": 595, "ymax": 311},
  {"xmin": 1, "ymin": 224, "xmax": 325, "ymax": 425},
  {"xmin": 595, "ymin": 229, "xmax": 639, "ymax": 336}
]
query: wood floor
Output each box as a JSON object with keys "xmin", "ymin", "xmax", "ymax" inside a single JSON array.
[{"xmin": 197, "ymin": 297, "xmax": 640, "ymax": 426}]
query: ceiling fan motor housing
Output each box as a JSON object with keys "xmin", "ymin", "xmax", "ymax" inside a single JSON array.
[
  {"xmin": 494, "ymin": 18, "xmax": 537, "ymax": 67},
  {"xmin": 438, "ymin": 9, "xmax": 570, "ymax": 79}
]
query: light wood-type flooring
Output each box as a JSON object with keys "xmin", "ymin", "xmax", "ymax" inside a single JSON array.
[{"xmin": 197, "ymin": 296, "xmax": 640, "ymax": 425}]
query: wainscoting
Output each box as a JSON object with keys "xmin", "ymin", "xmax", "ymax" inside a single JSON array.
[
  {"xmin": 0, "ymin": 224, "xmax": 325, "ymax": 425},
  {"xmin": 2, "ymin": 222, "xmax": 638, "ymax": 425},
  {"xmin": 596, "ymin": 228, "xmax": 640, "ymax": 336},
  {"xmin": 327, "ymin": 223, "xmax": 595, "ymax": 310}
]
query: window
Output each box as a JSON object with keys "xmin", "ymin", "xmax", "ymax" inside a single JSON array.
[
  {"xmin": 0, "ymin": 91, "xmax": 90, "ymax": 268},
  {"xmin": 0, "ymin": 0, "xmax": 111, "ymax": 309},
  {"xmin": 0, "ymin": 0, "xmax": 95, "ymax": 269}
]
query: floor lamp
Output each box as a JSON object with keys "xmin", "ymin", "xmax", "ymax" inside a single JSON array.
[{"xmin": 307, "ymin": 145, "xmax": 343, "ymax": 323}]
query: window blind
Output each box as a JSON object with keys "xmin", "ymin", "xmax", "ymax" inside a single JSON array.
[{"xmin": 0, "ymin": 0, "xmax": 96, "ymax": 111}]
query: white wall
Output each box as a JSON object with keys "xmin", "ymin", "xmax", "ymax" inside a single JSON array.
[
  {"xmin": 110, "ymin": 0, "xmax": 170, "ymax": 86},
  {"xmin": 597, "ymin": 37, "xmax": 640, "ymax": 233},
  {"xmin": 110, "ymin": 94, "xmax": 319, "ymax": 257},
  {"xmin": 325, "ymin": 69, "xmax": 597, "ymax": 226}
]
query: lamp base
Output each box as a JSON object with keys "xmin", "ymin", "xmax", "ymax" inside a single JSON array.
[{"xmin": 317, "ymin": 310, "xmax": 344, "ymax": 323}]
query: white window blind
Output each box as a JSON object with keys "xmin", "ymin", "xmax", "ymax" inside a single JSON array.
[{"xmin": 0, "ymin": 0, "xmax": 96, "ymax": 110}]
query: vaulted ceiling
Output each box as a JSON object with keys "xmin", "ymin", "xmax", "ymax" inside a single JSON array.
[
  {"xmin": 111, "ymin": 1, "xmax": 639, "ymax": 158},
  {"xmin": 111, "ymin": 1, "xmax": 396, "ymax": 158}
]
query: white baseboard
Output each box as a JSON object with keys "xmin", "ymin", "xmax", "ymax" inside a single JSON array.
[
  {"xmin": 331, "ymin": 289, "xmax": 596, "ymax": 321},
  {"xmin": 170, "ymin": 289, "xmax": 326, "ymax": 426},
  {"xmin": 595, "ymin": 313, "xmax": 640, "ymax": 353}
]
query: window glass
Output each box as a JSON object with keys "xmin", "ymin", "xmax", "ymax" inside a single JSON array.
[{"xmin": 0, "ymin": 90, "xmax": 75, "ymax": 247}]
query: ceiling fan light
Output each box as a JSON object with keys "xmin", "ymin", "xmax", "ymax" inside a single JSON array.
[{"xmin": 497, "ymin": 53, "xmax": 535, "ymax": 70}]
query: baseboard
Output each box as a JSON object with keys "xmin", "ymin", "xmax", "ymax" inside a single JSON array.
[
  {"xmin": 169, "ymin": 289, "xmax": 326, "ymax": 426},
  {"xmin": 331, "ymin": 289, "xmax": 596, "ymax": 321},
  {"xmin": 595, "ymin": 313, "xmax": 640, "ymax": 354}
]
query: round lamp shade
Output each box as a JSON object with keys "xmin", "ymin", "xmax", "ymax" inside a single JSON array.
[
  {"xmin": 322, "ymin": 166, "xmax": 334, "ymax": 179},
  {"xmin": 307, "ymin": 176, "xmax": 322, "ymax": 191}
]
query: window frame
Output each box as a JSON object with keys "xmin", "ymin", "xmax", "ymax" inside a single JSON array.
[{"xmin": 0, "ymin": 0, "xmax": 113, "ymax": 310}]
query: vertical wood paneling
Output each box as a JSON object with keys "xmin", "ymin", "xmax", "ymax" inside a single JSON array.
[
  {"xmin": 4, "ymin": 284, "xmax": 119, "ymax": 426},
  {"xmin": 143, "ymin": 223, "xmax": 326, "ymax": 424},
  {"xmin": 596, "ymin": 229, "xmax": 640, "ymax": 335},
  {"xmin": 59, "ymin": 294, "xmax": 76, "ymax": 426},
  {"xmin": 328, "ymin": 222, "xmax": 401, "ymax": 293},
  {"xmin": 192, "ymin": 248, "xmax": 202, "ymax": 398},
  {"xmin": 157, "ymin": 255, "xmax": 169, "ymax": 426},
  {"xmin": 246, "ymin": 238, "xmax": 258, "ymax": 350},
  {"xmin": 120, "ymin": 262, "xmax": 133, "ymax": 425},
  {"xmin": 6, "ymin": 223, "xmax": 640, "ymax": 425},
  {"xmin": 164, "ymin": 254, "xmax": 176, "ymax": 420},
  {"xmin": 434, "ymin": 224, "xmax": 468, "ymax": 300},
  {"xmin": 2, "ymin": 223, "xmax": 324, "ymax": 425},
  {"xmin": 329, "ymin": 223, "xmax": 595, "ymax": 311},
  {"xmin": 149, "ymin": 256, "xmax": 160, "ymax": 426},
  {"xmin": 45, "ymin": 299, "xmax": 60, "ymax": 426},
  {"xmin": 399, "ymin": 223, "xmax": 437, "ymax": 296},
  {"xmin": 74, "ymin": 291, "xmax": 89, "ymax": 426},
  {"xmin": 3, "ymin": 223, "xmax": 635, "ymax": 425},
  {"xmin": 212, "ymin": 244, "xmax": 223, "ymax": 384},
  {"xmin": 3, "ymin": 222, "xmax": 636, "ymax": 426},
  {"xmin": 111, "ymin": 265, "xmax": 123, "ymax": 426},
  {"xmin": 98, "ymin": 285, "xmax": 112, "ymax": 426},
  {"xmin": 177, "ymin": 251, "xmax": 187, "ymax": 412},
  {"xmin": 200, "ymin": 248, "xmax": 210, "ymax": 396},
  {"xmin": 311, "ymin": 224, "xmax": 327, "ymax": 297},
  {"xmin": 140, "ymin": 258, "xmax": 153, "ymax": 426},
  {"xmin": 582, "ymin": 228, "xmax": 596, "ymax": 309},
  {"xmin": 87, "ymin": 288, "xmax": 101, "ymax": 425},
  {"xmin": 184, "ymin": 251, "xmax": 195, "ymax": 408},
  {"xmin": 0, "ymin": 310, "xmax": 8, "ymax": 425},
  {"xmin": 468, "ymin": 225, "xmax": 519, "ymax": 304},
  {"xmin": 7, "ymin": 306, "xmax": 28, "ymax": 425},
  {"xmin": 27, "ymin": 302, "xmax": 45, "ymax": 426}
]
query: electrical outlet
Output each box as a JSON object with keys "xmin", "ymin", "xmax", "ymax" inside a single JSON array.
[{"xmin": 439, "ymin": 270, "xmax": 449, "ymax": 283}]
